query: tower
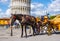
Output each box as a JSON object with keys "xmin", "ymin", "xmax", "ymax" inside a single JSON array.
[{"xmin": 10, "ymin": 0, "xmax": 31, "ymax": 15}]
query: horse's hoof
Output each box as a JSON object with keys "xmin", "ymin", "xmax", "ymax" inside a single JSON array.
[
  {"xmin": 25, "ymin": 35, "xmax": 27, "ymax": 38},
  {"xmin": 36, "ymin": 33, "xmax": 40, "ymax": 35},
  {"xmin": 47, "ymin": 33, "xmax": 52, "ymax": 36},
  {"xmin": 21, "ymin": 36, "xmax": 23, "ymax": 38},
  {"xmin": 33, "ymin": 34, "xmax": 36, "ymax": 36},
  {"xmin": 48, "ymin": 34, "xmax": 51, "ymax": 36}
]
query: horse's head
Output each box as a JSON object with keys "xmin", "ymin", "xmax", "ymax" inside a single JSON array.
[
  {"xmin": 11, "ymin": 14, "xmax": 23, "ymax": 26},
  {"xmin": 12, "ymin": 15, "xmax": 16, "ymax": 19}
]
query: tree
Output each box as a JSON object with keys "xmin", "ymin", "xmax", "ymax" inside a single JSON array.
[{"xmin": 50, "ymin": 16, "xmax": 56, "ymax": 19}]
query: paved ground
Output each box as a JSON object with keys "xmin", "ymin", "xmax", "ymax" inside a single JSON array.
[{"xmin": 0, "ymin": 27, "xmax": 60, "ymax": 41}]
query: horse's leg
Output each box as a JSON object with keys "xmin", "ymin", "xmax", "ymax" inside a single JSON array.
[
  {"xmin": 10, "ymin": 26, "xmax": 13, "ymax": 36},
  {"xmin": 29, "ymin": 26, "xmax": 31, "ymax": 34},
  {"xmin": 21, "ymin": 25, "xmax": 23, "ymax": 37},
  {"xmin": 32, "ymin": 25, "xmax": 36, "ymax": 36},
  {"xmin": 35, "ymin": 26, "xmax": 38, "ymax": 34},
  {"xmin": 10, "ymin": 18, "xmax": 16, "ymax": 36},
  {"xmin": 36, "ymin": 24, "xmax": 40, "ymax": 34},
  {"xmin": 38, "ymin": 26, "xmax": 40, "ymax": 34},
  {"xmin": 25, "ymin": 25, "xmax": 27, "ymax": 37}
]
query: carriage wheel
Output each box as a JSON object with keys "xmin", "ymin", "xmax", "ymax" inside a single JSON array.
[
  {"xmin": 40, "ymin": 26, "xmax": 48, "ymax": 34},
  {"xmin": 47, "ymin": 25, "xmax": 52, "ymax": 36}
]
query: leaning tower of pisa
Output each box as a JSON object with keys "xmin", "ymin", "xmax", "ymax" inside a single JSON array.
[{"xmin": 10, "ymin": 0, "xmax": 31, "ymax": 15}]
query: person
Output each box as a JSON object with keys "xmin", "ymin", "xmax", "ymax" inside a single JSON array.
[
  {"xmin": 13, "ymin": 20, "xmax": 20, "ymax": 28},
  {"xmin": 36, "ymin": 17, "xmax": 42, "ymax": 34},
  {"xmin": 43, "ymin": 16, "xmax": 48, "ymax": 24}
]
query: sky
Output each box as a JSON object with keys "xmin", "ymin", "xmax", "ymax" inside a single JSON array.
[{"xmin": 0, "ymin": 0, "xmax": 60, "ymax": 18}]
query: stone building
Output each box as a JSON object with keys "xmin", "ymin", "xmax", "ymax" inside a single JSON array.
[{"xmin": 10, "ymin": 0, "xmax": 31, "ymax": 15}]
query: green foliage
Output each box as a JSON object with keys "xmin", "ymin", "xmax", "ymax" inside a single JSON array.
[{"xmin": 50, "ymin": 16, "xmax": 56, "ymax": 19}]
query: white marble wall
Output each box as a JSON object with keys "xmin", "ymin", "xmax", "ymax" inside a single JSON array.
[{"xmin": 11, "ymin": 0, "xmax": 30, "ymax": 15}]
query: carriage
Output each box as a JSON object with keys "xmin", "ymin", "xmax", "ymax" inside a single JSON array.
[{"xmin": 10, "ymin": 14, "xmax": 60, "ymax": 37}]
